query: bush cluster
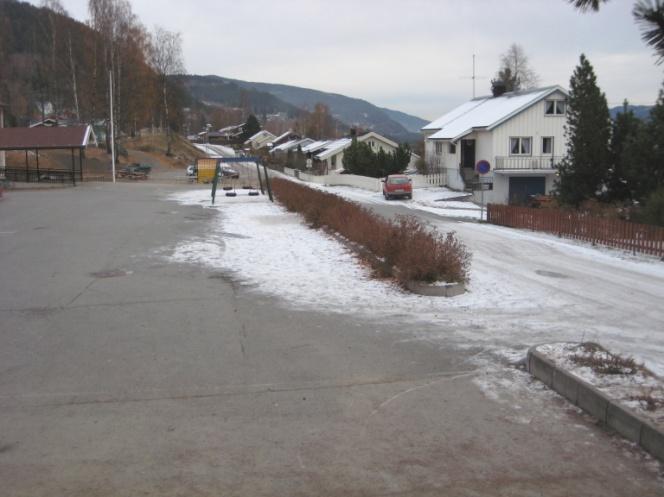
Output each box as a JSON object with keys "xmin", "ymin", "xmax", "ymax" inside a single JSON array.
[{"xmin": 271, "ymin": 178, "xmax": 470, "ymax": 286}]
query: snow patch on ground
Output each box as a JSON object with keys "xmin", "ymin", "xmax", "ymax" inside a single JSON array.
[
  {"xmin": 314, "ymin": 184, "xmax": 484, "ymax": 220},
  {"xmin": 537, "ymin": 343, "xmax": 664, "ymax": 426},
  {"xmin": 167, "ymin": 188, "xmax": 664, "ymax": 377}
]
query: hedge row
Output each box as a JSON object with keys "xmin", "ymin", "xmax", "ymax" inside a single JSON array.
[{"xmin": 271, "ymin": 178, "xmax": 470, "ymax": 286}]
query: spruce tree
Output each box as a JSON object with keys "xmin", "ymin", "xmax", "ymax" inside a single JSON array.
[
  {"xmin": 556, "ymin": 54, "xmax": 612, "ymax": 206},
  {"xmin": 608, "ymin": 100, "xmax": 645, "ymax": 201},
  {"xmin": 240, "ymin": 114, "xmax": 261, "ymax": 142},
  {"xmin": 644, "ymin": 82, "xmax": 664, "ymax": 193}
]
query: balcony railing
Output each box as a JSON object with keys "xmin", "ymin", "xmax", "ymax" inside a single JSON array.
[{"xmin": 495, "ymin": 156, "xmax": 562, "ymax": 171}]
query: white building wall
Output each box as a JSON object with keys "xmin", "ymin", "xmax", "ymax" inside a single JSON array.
[{"xmin": 491, "ymin": 89, "xmax": 567, "ymax": 158}]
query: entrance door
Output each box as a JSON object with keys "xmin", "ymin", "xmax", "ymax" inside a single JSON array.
[
  {"xmin": 509, "ymin": 176, "xmax": 545, "ymax": 205},
  {"xmin": 460, "ymin": 139, "xmax": 475, "ymax": 169}
]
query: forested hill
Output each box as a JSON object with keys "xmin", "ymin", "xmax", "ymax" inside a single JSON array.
[
  {"xmin": 181, "ymin": 75, "xmax": 425, "ymax": 143},
  {"xmin": 0, "ymin": 0, "xmax": 178, "ymax": 134}
]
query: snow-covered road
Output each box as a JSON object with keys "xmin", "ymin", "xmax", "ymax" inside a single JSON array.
[{"xmin": 168, "ymin": 187, "xmax": 664, "ymax": 376}]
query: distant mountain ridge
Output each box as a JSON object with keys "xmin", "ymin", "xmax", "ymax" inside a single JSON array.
[
  {"xmin": 609, "ymin": 105, "xmax": 653, "ymax": 120},
  {"xmin": 180, "ymin": 74, "xmax": 425, "ymax": 142}
]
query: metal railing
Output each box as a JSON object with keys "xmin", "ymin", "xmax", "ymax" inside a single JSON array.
[
  {"xmin": 495, "ymin": 156, "xmax": 561, "ymax": 171},
  {"xmin": 1, "ymin": 168, "xmax": 76, "ymax": 184}
]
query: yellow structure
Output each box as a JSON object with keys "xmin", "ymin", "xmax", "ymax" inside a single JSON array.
[{"xmin": 196, "ymin": 158, "xmax": 218, "ymax": 183}]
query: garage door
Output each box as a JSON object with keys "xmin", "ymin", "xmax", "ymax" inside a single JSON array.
[{"xmin": 508, "ymin": 176, "xmax": 545, "ymax": 205}]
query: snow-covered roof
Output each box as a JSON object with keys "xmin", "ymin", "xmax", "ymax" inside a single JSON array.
[
  {"xmin": 423, "ymin": 86, "xmax": 567, "ymax": 141},
  {"xmin": 218, "ymin": 123, "xmax": 244, "ymax": 134},
  {"xmin": 270, "ymin": 139, "xmax": 297, "ymax": 153},
  {"xmin": 270, "ymin": 138, "xmax": 314, "ymax": 154},
  {"xmin": 271, "ymin": 130, "xmax": 295, "ymax": 146},
  {"xmin": 301, "ymin": 140, "xmax": 330, "ymax": 154},
  {"xmin": 194, "ymin": 143, "xmax": 236, "ymax": 157},
  {"xmin": 246, "ymin": 130, "xmax": 275, "ymax": 142},
  {"xmin": 315, "ymin": 138, "xmax": 352, "ymax": 160}
]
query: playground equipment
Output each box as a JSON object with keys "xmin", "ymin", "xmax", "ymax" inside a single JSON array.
[{"xmin": 210, "ymin": 157, "xmax": 272, "ymax": 205}]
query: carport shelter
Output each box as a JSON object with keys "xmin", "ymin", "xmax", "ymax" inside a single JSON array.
[{"xmin": 0, "ymin": 125, "xmax": 96, "ymax": 185}]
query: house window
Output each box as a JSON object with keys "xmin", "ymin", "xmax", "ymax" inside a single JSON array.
[
  {"xmin": 331, "ymin": 155, "xmax": 336, "ymax": 167},
  {"xmin": 545, "ymin": 100, "xmax": 566, "ymax": 115},
  {"xmin": 510, "ymin": 137, "xmax": 532, "ymax": 156},
  {"xmin": 449, "ymin": 143, "xmax": 456, "ymax": 154},
  {"xmin": 435, "ymin": 142, "xmax": 443, "ymax": 155},
  {"xmin": 542, "ymin": 136, "xmax": 553, "ymax": 155}
]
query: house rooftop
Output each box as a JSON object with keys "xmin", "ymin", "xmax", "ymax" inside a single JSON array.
[
  {"xmin": 0, "ymin": 125, "xmax": 95, "ymax": 150},
  {"xmin": 315, "ymin": 138, "xmax": 352, "ymax": 160},
  {"xmin": 423, "ymin": 85, "xmax": 567, "ymax": 141}
]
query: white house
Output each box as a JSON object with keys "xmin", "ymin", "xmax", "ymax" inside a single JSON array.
[
  {"xmin": 314, "ymin": 132, "xmax": 400, "ymax": 172},
  {"xmin": 422, "ymin": 85, "xmax": 568, "ymax": 205},
  {"xmin": 244, "ymin": 130, "xmax": 276, "ymax": 150}
]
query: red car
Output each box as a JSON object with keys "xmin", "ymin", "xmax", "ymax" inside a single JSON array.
[{"xmin": 382, "ymin": 174, "xmax": 412, "ymax": 200}]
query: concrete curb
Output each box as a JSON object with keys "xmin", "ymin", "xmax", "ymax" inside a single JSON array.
[
  {"xmin": 405, "ymin": 280, "xmax": 466, "ymax": 297},
  {"xmin": 527, "ymin": 346, "xmax": 664, "ymax": 462}
]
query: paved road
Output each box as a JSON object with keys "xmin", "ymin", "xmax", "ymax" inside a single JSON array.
[
  {"xmin": 0, "ymin": 183, "xmax": 662, "ymax": 496},
  {"xmin": 340, "ymin": 192, "xmax": 664, "ymax": 374}
]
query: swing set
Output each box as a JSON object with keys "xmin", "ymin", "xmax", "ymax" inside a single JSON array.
[{"xmin": 210, "ymin": 156, "xmax": 273, "ymax": 205}]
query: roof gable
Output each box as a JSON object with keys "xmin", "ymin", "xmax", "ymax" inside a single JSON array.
[{"xmin": 357, "ymin": 131, "xmax": 398, "ymax": 148}]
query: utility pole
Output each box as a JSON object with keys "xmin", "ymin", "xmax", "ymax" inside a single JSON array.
[
  {"xmin": 0, "ymin": 102, "xmax": 5, "ymax": 171},
  {"xmin": 109, "ymin": 71, "xmax": 116, "ymax": 183}
]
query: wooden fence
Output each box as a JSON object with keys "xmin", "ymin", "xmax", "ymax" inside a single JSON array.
[{"xmin": 487, "ymin": 204, "xmax": 664, "ymax": 258}]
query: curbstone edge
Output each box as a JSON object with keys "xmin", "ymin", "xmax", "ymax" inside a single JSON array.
[{"xmin": 527, "ymin": 345, "xmax": 664, "ymax": 463}]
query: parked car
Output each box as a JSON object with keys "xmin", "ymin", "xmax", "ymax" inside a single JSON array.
[
  {"xmin": 219, "ymin": 166, "xmax": 240, "ymax": 179},
  {"xmin": 382, "ymin": 174, "xmax": 412, "ymax": 200},
  {"xmin": 186, "ymin": 165, "xmax": 197, "ymax": 177},
  {"xmin": 130, "ymin": 163, "xmax": 152, "ymax": 174}
]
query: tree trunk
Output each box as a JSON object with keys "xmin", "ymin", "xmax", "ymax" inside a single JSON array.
[
  {"xmin": 163, "ymin": 80, "xmax": 171, "ymax": 156},
  {"xmin": 68, "ymin": 32, "xmax": 80, "ymax": 122}
]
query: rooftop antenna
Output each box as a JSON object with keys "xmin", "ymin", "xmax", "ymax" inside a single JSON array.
[{"xmin": 461, "ymin": 53, "xmax": 487, "ymax": 98}]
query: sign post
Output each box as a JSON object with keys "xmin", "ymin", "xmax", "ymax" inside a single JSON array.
[{"xmin": 475, "ymin": 160, "xmax": 491, "ymax": 221}]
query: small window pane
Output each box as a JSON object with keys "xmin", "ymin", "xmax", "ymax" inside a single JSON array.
[
  {"xmin": 449, "ymin": 143, "xmax": 456, "ymax": 154},
  {"xmin": 556, "ymin": 101, "xmax": 566, "ymax": 114},
  {"xmin": 545, "ymin": 101, "xmax": 555, "ymax": 115},
  {"xmin": 542, "ymin": 137, "xmax": 553, "ymax": 154},
  {"xmin": 510, "ymin": 138, "xmax": 520, "ymax": 155},
  {"xmin": 521, "ymin": 138, "xmax": 532, "ymax": 155}
]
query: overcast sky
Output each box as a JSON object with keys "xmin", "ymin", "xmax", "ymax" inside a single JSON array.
[{"xmin": 32, "ymin": 0, "xmax": 664, "ymax": 120}]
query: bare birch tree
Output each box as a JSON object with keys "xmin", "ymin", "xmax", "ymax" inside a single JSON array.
[
  {"xmin": 148, "ymin": 26, "xmax": 185, "ymax": 155},
  {"xmin": 496, "ymin": 43, "xmax": 539, "ymax": 91}
]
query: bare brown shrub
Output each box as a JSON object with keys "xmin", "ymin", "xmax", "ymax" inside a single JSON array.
[{"xmin": 271, "ymin": 178, "xmax": 470, "ymax": 286}]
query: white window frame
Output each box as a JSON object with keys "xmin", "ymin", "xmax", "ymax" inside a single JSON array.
[
  {"xmin": 509, "ymin": 137, "xmax": 532, "ymax": 156},
  {"xmin": 542, "ymin": 136, "xmax": 553, "ymax": 155},
  {"xmin": 435, "ymin": 141, "xmax": 443, "ymax": 156},
  {"xmin": 448, "ymin": 143, "xmax": 456, "ymax": 154},
  {"xmin": 545, "ymin": 100, "xmax": 566, "ymax": 116}
]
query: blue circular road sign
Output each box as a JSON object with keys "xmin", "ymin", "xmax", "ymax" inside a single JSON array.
[{"xmin": 476, "ymin": 160, "xmax": 491, "ymax": 175}]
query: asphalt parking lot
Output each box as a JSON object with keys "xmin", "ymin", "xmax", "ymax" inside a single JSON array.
[{"xmin": 0, "ymin": 183, "xmax": 661, "ymax": 497}]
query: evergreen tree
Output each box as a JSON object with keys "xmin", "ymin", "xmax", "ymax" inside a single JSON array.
[
  {"xmin": 240, "ymin": 114, "xmax": 261, "ymax": 142},
  {"xmin": 556, "ymin": 54, "xmax": 612, "ymax": 206},
  {"xmin": 643, "ymin": 82, "xmax": 664, "ymax": 192},
  {"xmin": 608, "ymin": 100, "xmax": 645, "ymax": 201},
  {"xmin": 342, "ymin": 139, "xmax": 411, "ymax": 177}
]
